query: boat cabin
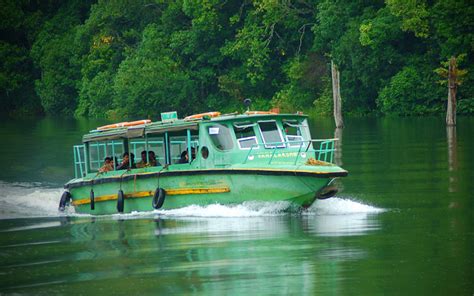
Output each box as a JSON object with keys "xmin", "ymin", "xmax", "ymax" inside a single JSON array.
[{"xmin": 72, "ymin": 112, "xmax": 335, "ymax": 179}]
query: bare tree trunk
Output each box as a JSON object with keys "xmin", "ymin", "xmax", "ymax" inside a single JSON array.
[
  {"xmin": 331, "ymin": 60, "xmax": 344, "ymax": 128},
  {"xmin": 446, "ymin": 57, "xmax": 457, "ymax": 126}
]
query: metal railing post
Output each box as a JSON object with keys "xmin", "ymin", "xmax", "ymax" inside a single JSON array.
[
  {"xmin": 243, "ymin": 144, "xmax": 256, "ymax": 164},
  {"xmin": 165, "ymin": 132, "xmax": 170, "ymax": 164},
  {"xmin": 294, "ymin": 141, "xmax": 304, "ymax": 165},
  {"xmin": 269, "ymin": 147, "xmax": 278, "ymax": 164},
  {"xmin": 187, "ymin": 129, "xmax": 191, "ymax": 164},
  {"xmin": 145, "ymin": 134, "xmax": 149, "ymax": 163},
  {"xmin": 73, "ymin": 146, "xmax": 78, "ymax": 178},
  {"xmin": 330, "ymin": 139, "xmax": 334, "ymax": 163},
  {"xmin": 111, "ymin": 140, "xmax": 116, "ymax": 170}
]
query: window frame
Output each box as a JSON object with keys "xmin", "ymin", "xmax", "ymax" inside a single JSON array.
[
  {"xmin": 257, "ymin": 120, "xmax": 286, "ymax": 149},
  {"xmin": 237, "ymin": 136, "xmax": 259, "ymax": 150},
  {"xmin": 233, "ymin": 122, "xmax": 259, "ymax": 150}
]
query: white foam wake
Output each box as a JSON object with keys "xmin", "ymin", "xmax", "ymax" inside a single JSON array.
[
  {"xmin": 304, "ymin": 197, "xmax": 385, "ymax": 215},
  {"xmin": 0, "ymin": 181, "xmax": 67, "ymax": 219},
  {"xmin": 152, "ymin": 201, "xmax": 292, "ymax": 218}
]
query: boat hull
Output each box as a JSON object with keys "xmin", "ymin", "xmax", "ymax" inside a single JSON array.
[{"xmin": 67, "ymin": 171, "xmax": 336, "ymax": 215}]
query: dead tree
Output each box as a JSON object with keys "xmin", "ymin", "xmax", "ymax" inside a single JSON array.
[
  {"xmin": 446, "ymin": 57, "xmax": 457, "ymax": 125},
  {"xmin": 331, "ymin": 60, "xmax": 344, "ymax": 128},
  {"xmin": 436, "ymin": 55, "xmax": 467, "ymax": 126}
]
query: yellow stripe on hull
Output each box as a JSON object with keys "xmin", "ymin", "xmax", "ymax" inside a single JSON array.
[{"xmin": 72, "ymin": 187, "xmax": 230, "ymax": 206}]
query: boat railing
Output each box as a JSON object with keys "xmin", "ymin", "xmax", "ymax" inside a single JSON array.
[
  {"xmin": 73, "ymin": 139, "xmax": 200, "ymax": 176},
  {"xmin": 242, "ymin": 139, "xmax": 337, "ymax": 165},
  {"xmin": 73, "ymin": 145, "xmax": 86, "ymax": 178}
]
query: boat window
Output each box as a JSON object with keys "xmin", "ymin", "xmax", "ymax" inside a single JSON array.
[
  {"xmin": 169, "ymin": 132, "xmax": 199, "ymax": 164},
  {"xmin": 88, "ymin": 142, "xmax": 106, "ymax": 171},
  {"xmin": 88, "ymin": 140, "xmax": 124, "ymax": 171},
  {"xmin": 169, "ymin": 135, "xmax": 188, "ymax": 164},
  {"xmin": 283, "ymin": 121, "xmax": 304, "ymax": 147},
  {"xmin": 149, "ymin": 137, "xmax": 166, "ymax": 165},
  {"xmin": 234, "ymin": 123, "xmax": 258, "ymax": 150},
  {"xmin": 258, "ymin": 121, "xmax": 285, "ymax": 148},
  {"xmin": 135, "ymin": 136, "xmax": 165, "ymax": 166},
  {"xmin": 208, "ymin": 124, "xmax": 234, "ymax": 151}
]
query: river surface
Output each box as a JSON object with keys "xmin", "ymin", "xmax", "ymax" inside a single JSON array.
[{"xmin": 0, "ymin": 116, "xmax": 472, "ymax": 295}]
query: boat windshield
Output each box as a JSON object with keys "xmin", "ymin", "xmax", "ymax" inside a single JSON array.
[
  {"xmin": 258, "ymin": 121, "xmax": 285, "ymax": 148},
  {"xmin": 234, "ymin": 122, "xmax": 258, "ymax": 150},
  {"xmin": 283, "ymin": 120, "xmax": 304, "ymax": 147}
]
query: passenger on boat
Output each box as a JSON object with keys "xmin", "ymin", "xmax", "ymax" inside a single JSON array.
[
  {"xmin": 178, "ymin": 148, "xmax": 195, "ymax": 164},
  {"xmin": 178, "ymin": 150, "xmax": 189, "ymax": 164},
  {"xmin": 148, "ymin": 151, "xmax": 160, "ymax": 166},
  {"xmin": 117, "ymin": 152, "xmax": 136, "ymax": 170},
  {"xmin": 136, "ymin": 151, "xmax": 148, "ymax": 168},
  {"xmin": 99, "ymin": 157, "xmax": 113, "ymax": 172}
]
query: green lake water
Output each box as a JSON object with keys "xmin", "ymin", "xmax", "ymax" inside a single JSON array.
[{"xmin": 0, "ymin": 116, "xmax": 472, "ymax": 295}]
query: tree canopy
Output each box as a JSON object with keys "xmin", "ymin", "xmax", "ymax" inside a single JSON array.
[{"xmin": 1, "ymin": 0, "xmax": 473, "ymax": 118}]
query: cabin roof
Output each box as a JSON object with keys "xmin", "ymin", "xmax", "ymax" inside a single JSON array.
[
  {"xmin": 210, "ymin": 113, "xmax": 307, "ymax": 123},
  {"xmin": 82, "ymin": 113, "xmax": 307, "ymax": 143}
]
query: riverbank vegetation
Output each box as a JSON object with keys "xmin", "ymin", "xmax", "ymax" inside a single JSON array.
[{"xmin": 1, "ymin": 0, "xmax": 473, "ymax": 118}]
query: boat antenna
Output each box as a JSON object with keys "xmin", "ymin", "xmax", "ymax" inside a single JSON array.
[{"xmin": 244, "ymin": 98, "xmax": 252, "ymax": 112}]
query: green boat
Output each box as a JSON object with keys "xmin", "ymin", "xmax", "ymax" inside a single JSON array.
[{"xmin": 59, "ymin": 111, "xmax": 348, "ymax": 215}]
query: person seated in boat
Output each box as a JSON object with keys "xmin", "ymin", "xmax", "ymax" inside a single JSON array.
[
  {"xmin": 117, "ymin": 152, "xmax": 136, "ymax": 170},
  {"xmin": 148, "ymin": 151, "xmax": 160, "ymax": 166},
  {"xmin": 99, "ymin": 157, "xmax": 113, "ymax": 172},
  {"xmin": 178, "ymin": 148, "xmax": 196, "ymax": 164},
  {"xmin": 178, "ymin": 150, "xmax": 189, "ymax": 164},
  {"xmin": 136, "ymin": 150, "xmax": 148, "ymax": 168}
]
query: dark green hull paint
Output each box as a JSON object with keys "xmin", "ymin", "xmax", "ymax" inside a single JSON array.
[{"xmin": 69, "ymin": 172, "xmax": 333, "ymax": 214}]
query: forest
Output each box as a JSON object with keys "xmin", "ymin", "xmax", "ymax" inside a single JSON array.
[{"xmin": 1, "ymin": 0, "xmax": 473, "ymax": 119}]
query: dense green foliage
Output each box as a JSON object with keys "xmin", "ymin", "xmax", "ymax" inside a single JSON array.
[{"xmin": 1, "ymin": 0, "xmax": 473, "ymax": 118}]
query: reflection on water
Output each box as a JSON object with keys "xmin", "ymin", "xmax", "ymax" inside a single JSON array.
[
  {"xmin": 0, "ymin": 194, "xmax": 385, "ymax": 294},
  {"xmin": 304, "ymin": 197, "xmax": 383, "ymax": 237},
  {"xmin": 446, "ymin": 126, "xmax": 458, "ymax": 195},
  {"xmin": 304, "ymin": 213, "xmax": 380, "ymax": 237},
  {"xmin": 446, "ymin": 126, "xmax": 457, "ymax": 173}
]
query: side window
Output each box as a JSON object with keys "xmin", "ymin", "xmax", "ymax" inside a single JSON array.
[
  {"xmin": 283, "ymin": 121, "xmax": 304, "ymax": 147},
  {"xmin": 145, "ymin": 137, "xmax": 165, "ymax": 166},
  {"xmin": 169, "ymin": 131, "xmax": 199, "ymax": 164},
  {"xmin": 208, "ymin": 124, "xmax": 234, "ymax": 151},
  {"xmin": 89, "ymin": 141, "xmax": 124, "ymax": 171},
  {"xmin": 170, "ymin": 135, "xmax": 188, "ymax": 164},
  {"xmin": 88, "ymin": 142, "xmax": 107, "ymax": 171},
  {"xmin": 258, "ymin": 121, "xmax": 285, "ymax": 148},
  {"xmin": 130, "ymin": 138, "xmax": 165, "ymax": 168},
  {"xmin": 234, "ymin": 122, "xmax": 258, "ymax": 150},
  {"xmin": 129, "ymin": 139, "xmax": 147, "ymax": 163}
]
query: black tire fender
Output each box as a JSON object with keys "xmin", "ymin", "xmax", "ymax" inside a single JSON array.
[
  {"xmin": 316, "ymin": 185, "xmax": 338, "ymax": 200},
  {"xmin": 90, "ymin": 189, "xmax": 95, "ymax": 210},
  {"xmin": 152, "ymin": 188, "xmax": 166, "ymax": 209},
  {"xmin": 58, "ymin": 191, "xmax": 71, "ymax": 211},
  {"xmin": 117, "ymin": 190, "xmax": 124, "ymax": 213}
]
